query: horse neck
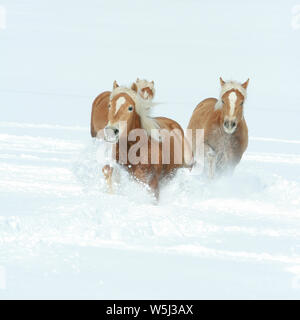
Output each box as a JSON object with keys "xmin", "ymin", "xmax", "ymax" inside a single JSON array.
[
  {"xmin": 212, "ymin": 107, "xmax": 225, "ymax": 129},
  {"xmin": 133, "ymin": 111, "xmax": 142, "ymax": 131}
]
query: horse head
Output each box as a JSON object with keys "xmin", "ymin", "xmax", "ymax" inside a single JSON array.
[
  {"xmin": 104, "ymin": 81, "xmax": 138, "ymax": 143},
  {"xmin": 132, "ymin": 78, "xmax": 155, "ymax": 100},
  {"xmin": 217, "ymin": 77, "xmax": 249, "ymax": 134},
  {"xmin": 104, "ymin": 80, "xmax": 159, "ymax": 143}
]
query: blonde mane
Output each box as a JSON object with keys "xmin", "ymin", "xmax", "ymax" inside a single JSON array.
[
  {"xmin": 220, "ymin": 80, "xmax": 247, "ymax": 98},
  {"xmin": 215, "ymin": 80, "xmax": 247, "ymax": 110},
  {"xmin": 110, "ymin": 86, "xmax": 160, "ymax": 139}
]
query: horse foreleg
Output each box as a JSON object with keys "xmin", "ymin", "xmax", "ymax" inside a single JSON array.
[
  {"xmin": 208, "ymin": 156, "xmax": 216, "ymax": 180},
  {"xmin": 205, "ymin": 145, "xmax": 216, "ymax": 180},
  {"xmin": 149, "ymin": 167, "xmax": 162, "ymax": 201},
  {"xmin": 102, "ymin": 165, "xmax": 114, "ymax": 193},
  {"xmin": 149, "ymin": 176, "xmax": 159, "ymax": 200}
]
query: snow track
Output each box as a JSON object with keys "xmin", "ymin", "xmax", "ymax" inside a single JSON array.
[{"xmin": 0, "ymin": 123, "xmax": 300, "ymax": 295}]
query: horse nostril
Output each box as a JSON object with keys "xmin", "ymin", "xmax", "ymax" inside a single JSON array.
[
  {"xmin": 224, "ymin": 121, "xmax": 229, "ymax": 128},
  {"xmin": 114, "ymin": 128, "xmax": 119, "ymax": 135},
  {"xmin": 232, "ymin": 121, "xmax": 236, "ymax": 127}
]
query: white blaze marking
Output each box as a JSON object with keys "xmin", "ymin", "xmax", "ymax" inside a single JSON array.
[
  {"xmin": 229, "ymin": 92, "xmax": 237, "ymax": 116},
  {"xmin": 115, "ymin": 97, "xmax": 125, "ymax": 114},
  {"xmin": 143, "ymin": 90, "xmax": 149, "ymax": 99}
]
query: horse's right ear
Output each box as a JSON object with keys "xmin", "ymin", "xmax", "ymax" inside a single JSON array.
[
  {"xmin": 241, "ymin": 78, "xmax": 250, "ymax": 90},
  {"xmin": 131, "ymin": 82, "xmax": 138, "ymax": 92},
  {"xmin": 220, "ymin": 77, "xmax": 225, "ymax": 86},
  {"xmin": 113, "ymin": 80, "xmax": 119, "ymax": 89}
]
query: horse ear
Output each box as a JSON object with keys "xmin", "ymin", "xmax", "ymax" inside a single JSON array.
[
  {"xmin": 150, "ymin": 80, "xmax": 154, "ymax": 89},
  {"xmin": 113, "ymin": 80, "xmax": 119, "ymax": 89},
  {"xmin": 220, "ymin": 77, "xmax": 225, "ymax": 86},
  {"xmin": 242, "ymin": 78, "xmax": 250, "ymax": 89},
  {"xmin": 131, "ymin": 82, "xmax": 138, "ymax": 92},
  {"xmin": 136, "ymin": 77, "xmax": 140, "ymax": 82}
]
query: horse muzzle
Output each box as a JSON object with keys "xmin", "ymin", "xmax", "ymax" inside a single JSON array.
[
  {"xmin": 223, "ymin": 119, "xmax": 237, "ymax": 134},
  {"xmin": 104, "ymin": 125, "xmax": 119, "ymax": 143}
]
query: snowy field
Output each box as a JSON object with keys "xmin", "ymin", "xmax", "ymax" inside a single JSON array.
[{"xmin": 0, "ymin": 0, "xmax": 300, "ymax": 299}]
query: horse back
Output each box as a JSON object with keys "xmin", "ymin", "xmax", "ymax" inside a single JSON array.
[
  {"xmin": 187, "ymin": 98, "xmax": 218, "ymax": 152},
  {"xmin": 155, "ymin": 116, "xmax": 184, "ymax": 134},
  {"xmin": 188, "ymin": 98, "xmax": 218, "ymax": 130},
  {"xmin": 90, "ymin": 91, "xmax": 111, "ymax": 137}
]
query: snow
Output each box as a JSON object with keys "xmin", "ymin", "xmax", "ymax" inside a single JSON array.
[{"xmin": 0, "ymin": 0, "xmax": 300, "ymax": 299}]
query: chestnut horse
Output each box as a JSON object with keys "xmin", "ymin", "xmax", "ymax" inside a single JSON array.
[
  {"xmin": 102, "ymin": 81, "xmax": 191, "ymax": 199},
  {"xmin": 188, "ymin": 77, "xmax": 249, "ymax": 178},
  {"xmin": 135, "ymin": 78, "xmax": 155, "ymax": 100},
  {"xmin": 90, "ymin": 79, "xmax": 155, "ymax": 138}
]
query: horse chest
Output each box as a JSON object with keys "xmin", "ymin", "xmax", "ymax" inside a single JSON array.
[{"xmin": 209, "ymin": 129, "xmax": 241, "ymax": 165}]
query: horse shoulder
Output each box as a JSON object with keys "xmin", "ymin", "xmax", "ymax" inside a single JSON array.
[
  {"xmin": 90, "ymin": 91, "xmax": 111, "ymax": 137},
  {"xmin": 240, "ymin": 119, "xmax": 249, "ymax": 153},
  {"xmin": 229, "ymin": 120, "xmax": 248, "ymax": 166}
]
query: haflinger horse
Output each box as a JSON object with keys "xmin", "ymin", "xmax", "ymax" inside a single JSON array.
[
  {"xmin": 188, "ymin": 77, "xmax": 249, "ymax": 178},
  {"xmin": 135, "ymin": 78, "xmax": 155, "ymax": 100},
  {"xmin": 90, "ymin": 79, "xmax": 155, "ymax": 138},
  {"xmin": 102, "ymin": 81, "xmax": 192, "ymax": 199}
]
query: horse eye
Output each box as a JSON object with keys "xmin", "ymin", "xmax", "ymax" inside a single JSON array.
[
  {"xmin": 128, "ymin": 106, "xmax": 133, "ymax": 112},
  {"xmin": 108, "ymin": 104, "xmax": 111, "ymax": 109},
  {"xmin": 222, "ymin": 100, "xmax": 225, "ymax": 104},
  {"xmin": 240, "ymin": 101, "xmax": 244, "ymax": 106}
]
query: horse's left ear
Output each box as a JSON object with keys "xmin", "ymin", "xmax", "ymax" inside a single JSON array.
[
  {"xmin": 113, "ymin": 80, "xmax": 119, "ymax": 89},
  {"xmin": 242, "ymin": 78, "xmax": 250, "ymax": 89},
  {"xmin": 220, "ymin": 77, "xmax": 225, "ymax": 86},
  {"xmin": 131, "ymin": 82, "xmax": 138, "ymax": 92},
  {"xmin": 150, "ymin": 81, "xmax": 154, "ymax": 89}
]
